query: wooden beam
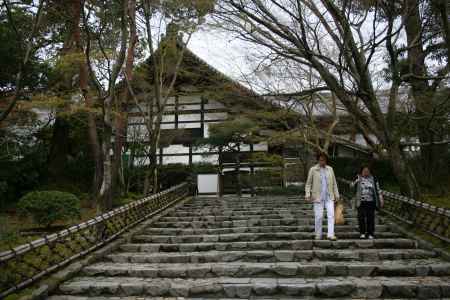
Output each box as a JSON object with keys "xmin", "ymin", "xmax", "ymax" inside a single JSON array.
[
  {"xmin": 200, "ymin": 97, "xmax": 205, "ymax": 136},
  {"xmin": 128, "ymin": 108, "xmax": 228, "ymax": 117},
  {"xmin": 174, "ymin": 96, "xmax": 179, "ymax": 130},
  {"xmin": 128, "ymin": 118, "xmax": 227, "ymax": 126}
]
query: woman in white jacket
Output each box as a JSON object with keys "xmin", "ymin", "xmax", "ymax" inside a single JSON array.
[{"xmin": 305, "ymin": 153, "xmax": 340, "ymax": 241}]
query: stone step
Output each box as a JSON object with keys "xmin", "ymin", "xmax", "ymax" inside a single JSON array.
[
  {"xmin": 47, "ymin": 296, "xmax": 450, "ymax": 300},
  {"xmin": 178, "ymin": 206, "xmax": 332, "ymax": 213},
  {"xmin": 82, "ymin": 260, "xmax": 450, "ymax": 279},
  {"xmin": 57, "ymin": 276, "xmax": 450, "ymax": 298},
  {"xmin": 183, "ymin": 198, "xmax": 306, "ymax": 204},
  {"xmin": 180, "ymin": 200, "xmax": 314, "ymax": 206},
  {"xmin": 179, "ymin": 204, "xmax": 319, "ymax": 210},
  {"xmin": 152, "ymin": 217, "xmax": 382, "ymax": 228},
  {"xmin": 120, "ymin": 238, "xmax": 417, "ymax": 253},
  {"xmin": 166, "ymin": 208, "xmax": 357, "ymax": 217},
  {"xmin": 109, "ymin": 248, "xmax": 435, "ymax": 263},
  {"xmin": 167, "ymin": 208, "xmax": 357, "ymax": 216},
  {"xmin": 132, "ymin": 231, "xmax": 401, "ymax": 244},
  {"xmin": 143, "ymin": 225, "xmax": 392, "ymax": 235},
  {"xmin": 194, "ymin": 196, "xmax": 302, "ymax": 200},
  {"xmin": 158, "ymin": 213, "xmax": 358, "ymax": 222},
  {"xmin": 164, "ymin": 211, "xmax": 358, "ymax": 219}
]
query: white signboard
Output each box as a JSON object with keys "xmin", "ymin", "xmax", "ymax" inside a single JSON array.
[{"xmin": 197, "ymin": 174, "xmax": 218, "ymax": 194}]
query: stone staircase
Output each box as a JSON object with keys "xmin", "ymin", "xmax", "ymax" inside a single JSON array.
[{"xmin": 48, "ymin": 196, "xmax": 450, "ymax": 299}]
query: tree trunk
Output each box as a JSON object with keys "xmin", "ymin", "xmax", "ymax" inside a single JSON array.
[
  {"xmin": 47, "ymin": 0, "xmax": 82, "ymax": 185},
  {"xmin": 387, "ymin": 143, "xmax": 421, "ymax": 199},
  {"xmin": 98, "ymin": 0, "xmax": 128, "ymax": 212},
  {"xmin": 99, "ymin": 95, "xmax": 114, "ymax": 212},
  {"xmin": 112, "ymin": 115, "xmax": 126, "ymax": 197},
  {"xmin": 74, "ymin": 0, "xmax": 103, "ymax": 198},
  {"xmin": 152, "ymin": 130, "xmax": 162, "ymax": 193},
  {"xmin": 403, "ymin": 0, "xmax": 445, "ymax": 191},
  {"xmin": 112, "ymin": 0, "xmax": 137, "ymax": 198},
  {"xmin": 144, "ymin": 139, "xmax": 158, "ymax": 195},
  {"xmin": 48, "ymin": 117, "xmax": 71, "ymax": 182},
  {"xmin": 87, "ymin": 113, "xmax": 103, "ymax": 198}
]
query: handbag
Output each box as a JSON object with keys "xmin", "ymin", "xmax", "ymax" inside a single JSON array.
[{"xmin": 335, "ymin": 200, "xmax": 345, "ymax": 225}]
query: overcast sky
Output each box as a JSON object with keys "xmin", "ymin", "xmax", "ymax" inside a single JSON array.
[
  {"xmin": 181, "ymin": 19, "xmax": 390, "ymax": 94},
  {"xmin": 189, "ymin": 25, "xmax": 252, "ymax": 84}
]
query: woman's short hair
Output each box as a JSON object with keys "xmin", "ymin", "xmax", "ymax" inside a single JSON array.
[{"xmin": 316, "ymin": 152, "xmax": 329, "ymax": 162}]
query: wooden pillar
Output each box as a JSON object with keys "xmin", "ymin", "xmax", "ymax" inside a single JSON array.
[
  {"xmin": 236, "ymin": 145, "xmax": 241, "ymax": 197},
  {"xmin": 281, "ymin": 157, "xmax": 286, "ymax": 188},
  {"xmin": 218, "ymin": 148, "xmax": 223, "ymax": 197},
  {"xmin": 250, "ymin": 143, "xmax": 255, "ymax": 197},
  {"xmin": 188, "ymin": 144, "xmax": 193, "ymax": 166},
  {"xmin": 281, "ymin": 145, "xmax": 286, "ymax": 188},
  {"xmin": 174, "ymin": 96, "xmax": 179, "ymax": 130},
  {"xmin": 200, "ymin": 97, "xmax": 205, "ymax": 136}
]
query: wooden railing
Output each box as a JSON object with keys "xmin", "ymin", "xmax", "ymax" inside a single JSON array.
[
  {"xmin": 338, "ymin": 178, "xmax": 450, "ymax": 243},
  {"xmin": 0, "ymin": 182, "xmax": 192, "ymax": 298}
]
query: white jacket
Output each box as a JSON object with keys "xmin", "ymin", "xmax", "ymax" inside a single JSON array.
[{"xmin": 305, "ymin": 164, "xmax": 340, "ymax": 202}]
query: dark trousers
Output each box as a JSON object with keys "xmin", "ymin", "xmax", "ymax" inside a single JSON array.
[{"xmin": 358, "ymin": 201, "xmax": 376, "ymax": 236}]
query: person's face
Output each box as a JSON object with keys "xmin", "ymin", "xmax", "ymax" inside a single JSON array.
[
  {"xmin": 362, "ymin": 167, "xmax": 370, "ymax": 177},
  {"xmin": 318, "ymin": 156, "xmax": 327, "ymax": 167}
]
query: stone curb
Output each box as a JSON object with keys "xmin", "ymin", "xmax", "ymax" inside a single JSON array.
[
  {"xmin": 379, "ymin": 214, "xmax": 450, "ymax": 261},
  {"xmin": 15, "ymin": 196, "xmax": 193, "ymax": 300}
]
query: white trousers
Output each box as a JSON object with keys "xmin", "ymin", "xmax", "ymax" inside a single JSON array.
[{"xmin": 314, "ymin": 198, "xmax": 335, "ymax": 238}]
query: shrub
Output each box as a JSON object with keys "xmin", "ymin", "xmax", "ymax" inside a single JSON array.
[
  {"xmin": 329, "ymin": 157, "xmax": 398, "ymax": 187},
  {"xmin": 112, "ymin": 192, "xmax": 143, "ymax": 207},
  {"xmin": 17, "ymin": 191, "xmax": 81, "ymax": 228}
]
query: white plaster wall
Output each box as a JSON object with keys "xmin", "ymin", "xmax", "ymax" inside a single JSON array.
[{"xmin": 198, "ymin": 174, "xmax": 218, "ymax": 194}]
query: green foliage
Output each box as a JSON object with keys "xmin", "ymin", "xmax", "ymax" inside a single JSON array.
[
  {"xmin": 159, "ymin": 163, "xmax": 217, "ymax": 189},
  {"xmin": 17, "ymin": 191, "xmax": 81, "ymax": 228},
  {"xmin": 196, "ymin": 117, "xmax": 260, "ymax": 151},
  {"xmin": 0, "ymin": 7, "xmax": 51, "ymax": 91},
  {"xmin": 0, "ymin": 131, "xmax": 48, "ymax": 209},
  {"xmin": 242, "ymin": 169, "xmax": 283, "ymax": 188},
  {"xmin": 249, "ymin": 152, "xmax": 283, "ymax": 166},
  {"xmin": 0, "ymin": 111, "xmax": 97, "ymax": 210},
  {"xmin": 154, "ymin": 0, "xmax": 215, "ymax": 26},
  {"xmin": 190, "ymin": 162, "xmax": 217, "ymax": 174},
  {"xmin": 123, "ymin": 163, "xmax": 218, "ymax": 194},
  {"xmin": 112, "ymin": 192, "xmax": 143, "ymax": 207},
  {"xmin": 329, "ymin": 156, "xmax": 398, "ymax": 187},
  {"xmin": 0, "ymin": 215, "xmax": 19, "ymax": 248}
]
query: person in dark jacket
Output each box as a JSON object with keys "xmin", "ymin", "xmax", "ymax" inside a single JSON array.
[{"xmin": 351, "ymin": 165, "xmax": 384, "ymax": 239}]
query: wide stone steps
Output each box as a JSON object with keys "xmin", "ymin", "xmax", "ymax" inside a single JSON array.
[
  {"xmin": 143, "ymin": 224, "xmax": 392, "ymax": 235},
  {"xmin": 178, "ymin": 205, "xmax": 322, "ymax": 211},
  {"xmin": 82, "ymin": 260, "xmax": 450, "ymax": 278},
  {"xmin": 179, "ymin": 202, "xmax": 317, "ymax": 208},
  {"xmin": 56, "ymin": 276, "xmax": 450, "ymax": 298},
  {"xmin": 118, "ymin": 238, "xmax": 420, "ymax": 253},
  {"xmin": 152, "ymin": 217, "xmax": 382, "ymax": 228},
  {"xmin": 48, "ymin": 295, "xmax": 450, "ymax": 300},
  {"xmin": 180, "ymin": 198, "xmax": 303, "ymax": 204},
  {"xmin": 119, "ymin": 238, "xmax": 418, "ymax": 253},
  {"xmin": 132, "ymin": 232, "xmax": 401, "ymax": 244},
  {"xmin": 157, "ymin": 213, "xmax": 358, "ymax": 222},
  {"xmin": 109, "ymin": 249, "xmax": 436, "ymax": 263},
  {"xmin": 50, "ymin": 195, "xmax": 450, "ymax": 299},
  {"xmin": 48, "ymin": 297, "xmax": 450, "ymax": 300},
  {"xmin": 164, "ymin": 209, "xmax": 358, "ymax": 217}
]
